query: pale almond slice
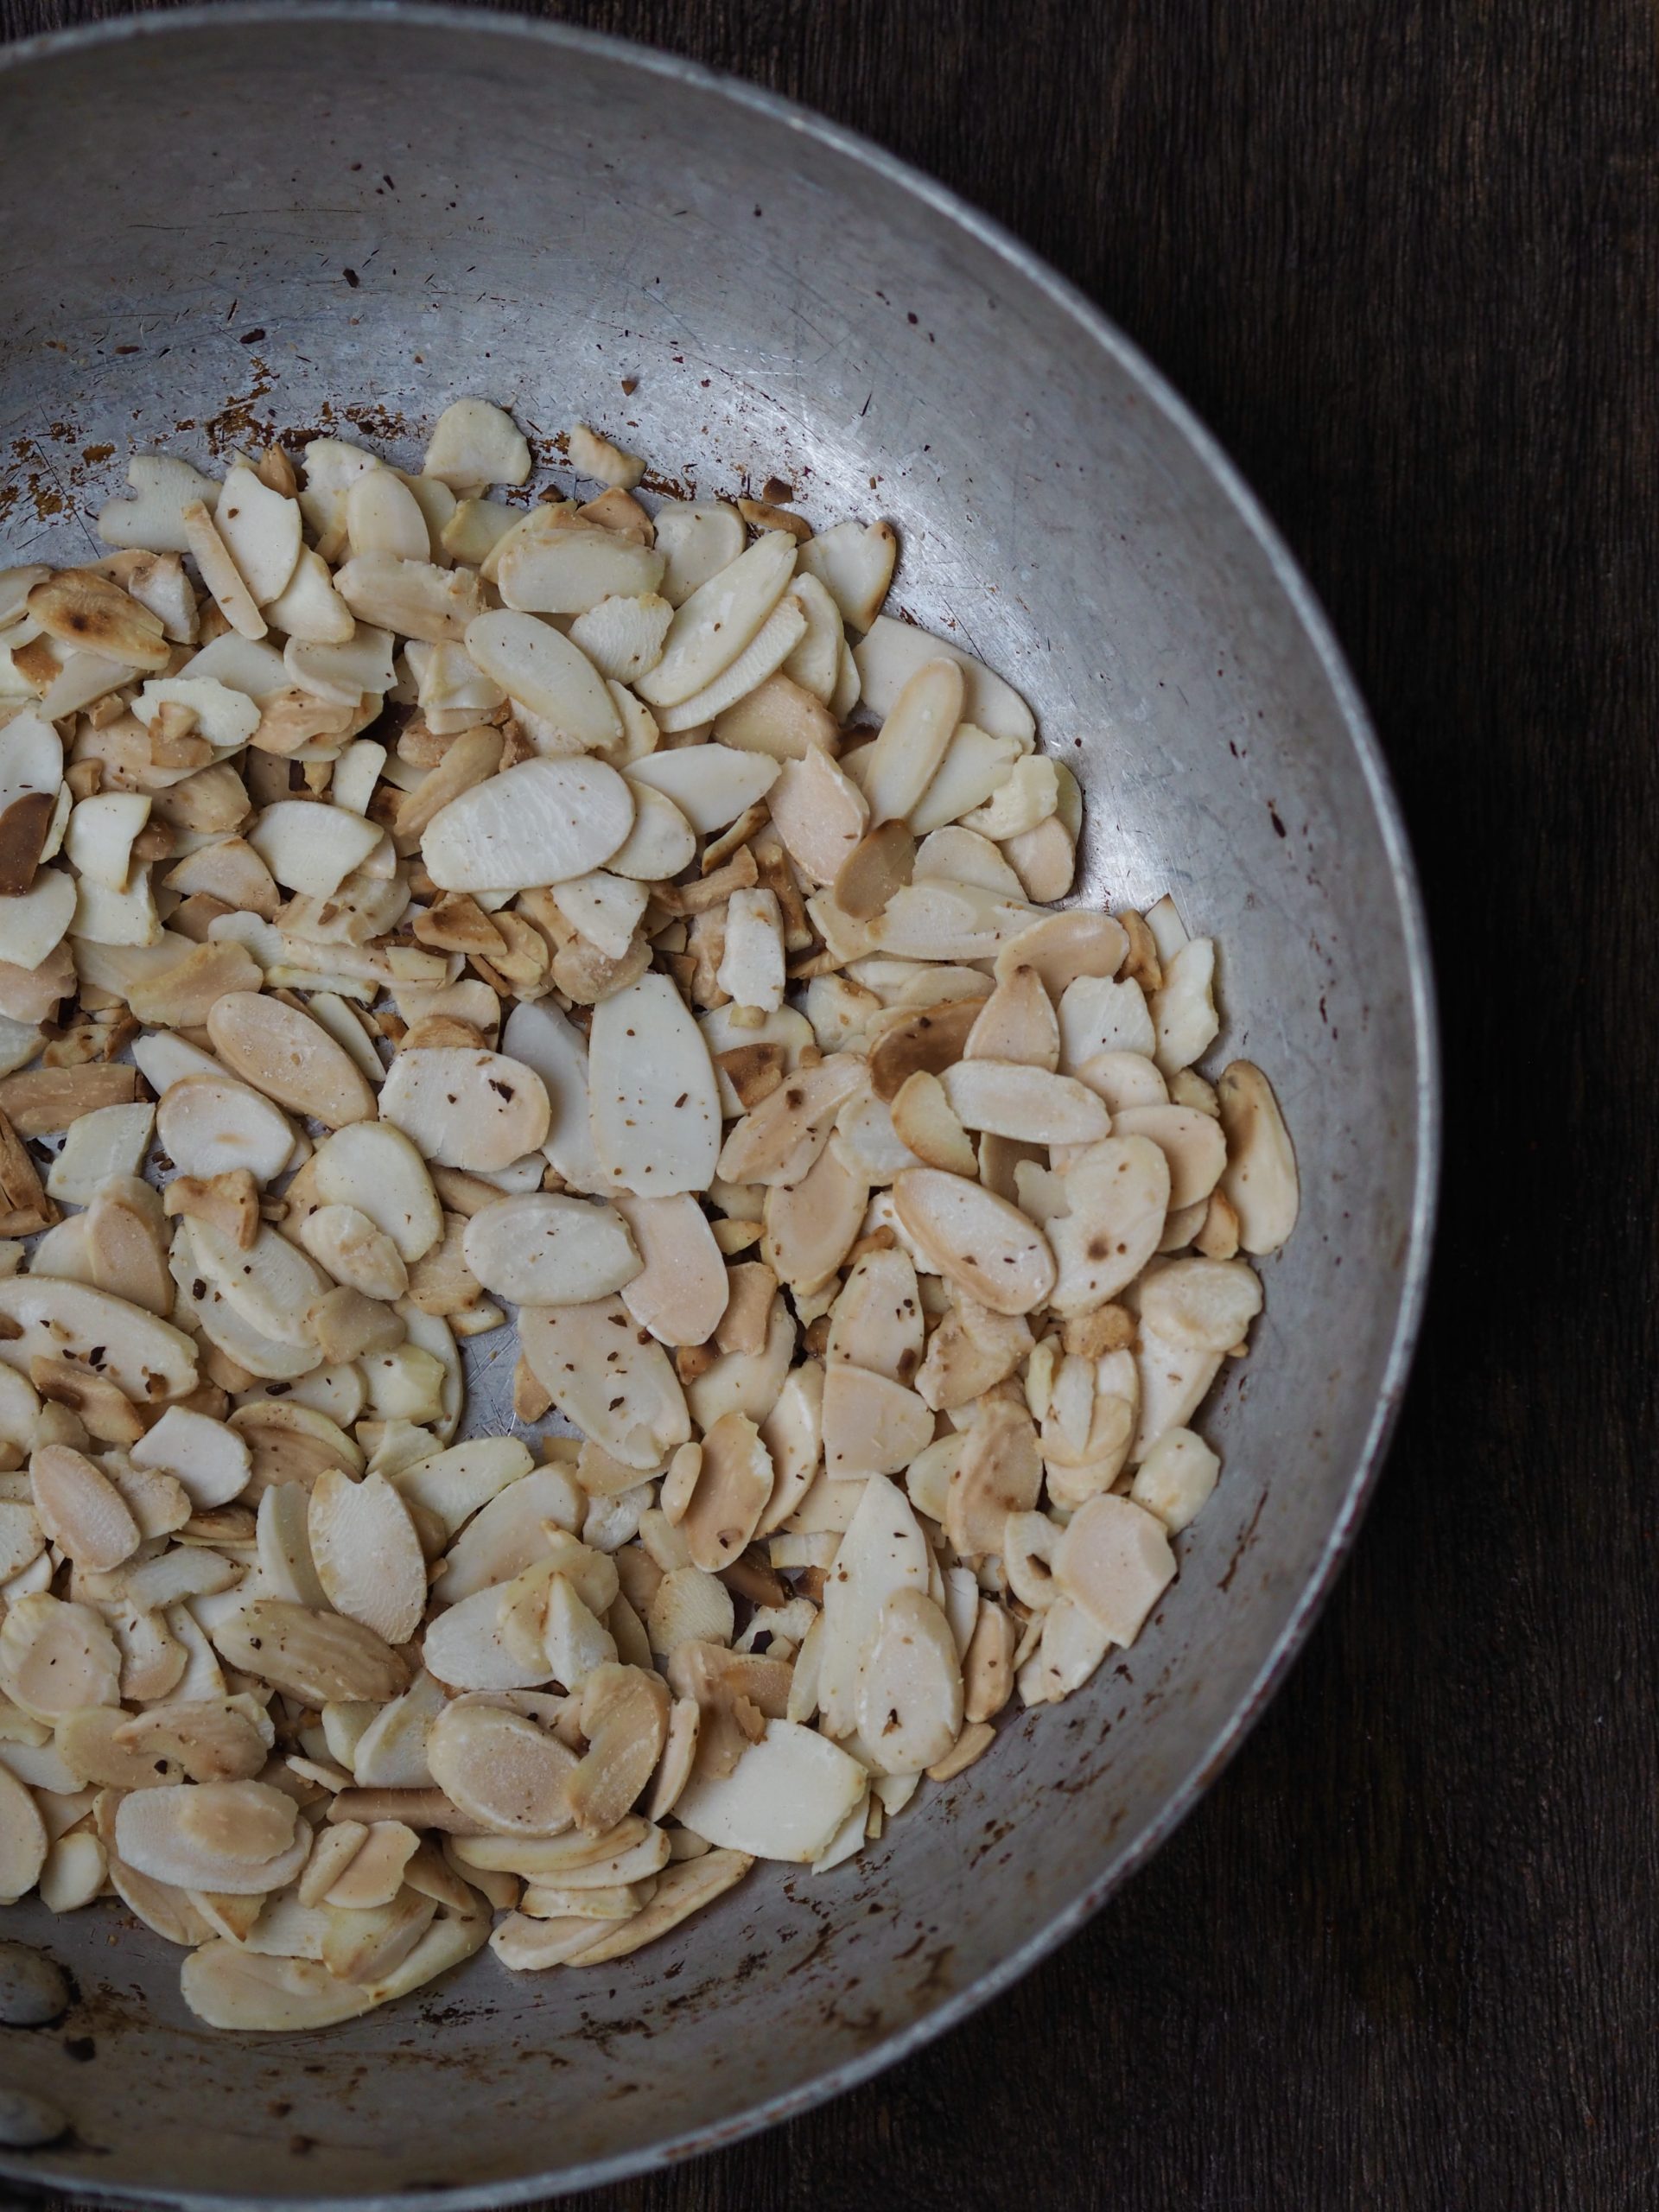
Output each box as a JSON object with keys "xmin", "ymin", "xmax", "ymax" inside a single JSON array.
[
  {"xmin": 870, "ymin": 879, "xmax": 1039, "ymax": 962},
  {"xmin": 1129, "ymin": 1325, "xmax": 1224, "ymax": 1464},
  {"xmin": 855, "ymin": 1587, "xmax": 963, "ymax": 1772},
  {"xmin": 1041, "ymin": 1135, "xmax": 1171, "ymax": 1316},
  {"xmin": 1138, "ymin": 1255, "xmax": 1262, "ymax": 1351},
  {"xmin": 462, "ymin": 611, "xmax": 623, "ymax": 751},
  {"xmin": 379, "ymin": 1047, "xmax": 550, "ymax": 1173},
  {"xmin": 211, "ymin": 1598, "xmax": 409, "ymax": 1704},
  {"xmin": 283, "ymin": 624, "xmax": 397, "ymax": 707},
  {"xmin": 248, "ymin": 802, "xmax": 381, "ymax": 899},
  {"xmin": 607, "ymin": 781, "xmax": 697, "ymax": 880},
  {"xmin": 346, "ymin": 468, "xmax": 429, "ymax": 563},
  {"xmin": 0, "ymin": 868, "xmax": 75, "ymax": 971},
  {"xmin": 912, "ymin": 823, "xmax": 1025, "ymax": 899},
  {"xmin": 213, "ymin": 465, "xmax": 302, "ymax": 607},
  {"xmin": 423, "ymin": 399, "xmax": 531, "ymax": 490},
  {"xmin": 311, "ymin": 1122, "xmax": 444, "ymax": 1262},
  {"xmin": 715, "ymin": 1052, "xmax": 866, "ymax": 1184},
  {"xmin": 796, "ymin": 518, "xmax": 897, "ymax": 631},
  {"xmin": 1217, "ymin": 1060, "xmax": 1300, "ymax": 1255},
  {"xmin": 825, "ymin": 1245, "xmax": 923, "ymax": 1382},
  {"xmin": 99, "ymin": 454, "xmax": 221, "ymax": 554},
  {"xmin": 747, "ymin": 1364, "xmax": 820, "ymax": 1541},
  {"xmin": 264, "ymin": 547, "xmax": 354, "ymax": 644},
  {"xmin": 188, "ymin": 1216, "xmax": 328, "ymax": 1351},
  {"xmin": 862, "ymin": 658, "xmax": 963, "ymax": 825},
  {"xmin": 1128, "ymin": 1427, "xmax": 1220, "ymax": 1533},
  {"xmin": 0, "ymin": 1593, "xmax": 121, "ymax": 1721},
  {"xmin": 154, "ymin": 1077, "xmax": 292, "ymax": 1188},
  {"xmin": 0, "ymin": 1274, "xmax": 197, "ymax": 1401},
  {"xmin": 63, "ymin": 791, "xmax": 149, "ymax": 893},
  {"xmin": 0, "ymin": 1763, "xmax": 48, "ymax": 1902},
  {"xmin": 568, "ymin": 423, "xmax": 644, "ymax": 492},
  {"xmin": 518, "ymin": 1296, "xmax": 690, "ymax": 1471},
  {"xmin": 963, "ymin": 963, "xmax": 1060, "ymax": 1069},
  {"xmin": 543, "ymin": 1574, "xmax": 619, "ymax": 1688},
  {"xmin": 675, "ymin": 1719, "xmax": 864, "ymax": 1862},
  {"xmin": 387, "ymin": 1434, "xmax": 531, "ymax": 1536},
  {"xmin": 1052, "ymin": 1493, "xmax": 1175, "ymax": 1646},
  {"xmin": 498, "ymin": 997, "xmax": 605, "ymax": 1193},
  {"xmin": 586, "ymin": 1194, "xmax": 721, "ymax": 1350},
  {"xmin": 891, "ymin": 1167, "xmax": 1055, "ymax": 1316},
  {"xmin": 423, "ymin": 1585, "xmax": 552, "ymax": 1694},
  {"xmin": 435, "ymin": 1468, "xmax": 583, "ymax": 1605},
  {"xmin": 634, "ymin": 531, "xmax": 798, "ymax": 709},
  {"xmin": 115, "ymin": 1780, "xmax": 306, "ymax": 1894},
  {"xmin": 37, "ymin": 1827, "xmax": 105, "ymax": 1911},
  {"xmin": 814, "ymin": 1475, "xmax": 931, "ymax": 1738},
  {"xmin": 1003, "ymin": 812, "xmax": 1075, "ymax": 902},
  {"xmin": 44, "ymin": 1100, "xmax": 154, "ymax": 1207},
  {"xmin": 421, "ymin": 755, "xmax": 632, "ymax": 892},
  {"xmin": 497, "ymin": 525, "xmax": 664, "ymax": 615},
  {"xmin": 207, "ymin": 992, "xmax": 375, "ymax": 1128},
  {"xmin": 761, "ymin": 1140, "xmax": 867, "ymax": 1296},
  {"xmin": 333, "ymin": 555, "xmax": 484, "ymax": 645},
  {"xmin": 1058, "ymin": 973, "xmax": 1156, "ymax": 1068},
  {"xmin": 646, "ymin": 1565, "xmax": 734, "ymax": 1656},
  {"xmin": 888, "ymin": 1069, "xmax": 977, "ymax": 1178},
  {"xmin": 462, "ymin": 1193, "xmax": 640, "ymax": 1305},
  {"xmin": 854, "ymin": 616, "xmax": 1034, "ymax": 747},
  {"xmin": 351, "ymin": 1670, "xmax": 451, "ymax": 1789},
  {"xmin": 766, "ymin": 744, "xmax": 869, "ymax": 886},
  {"xmin": 588, "ymin": 972, "xmax": 721, "ymax": 1198},
  {"xmin": 298, "ymin": 1205, "xmax": 410, "ymax": 1300},
  {"xmin": 940, "ymin": 1061, "xmax": 1109, "ymax": 1145},
  {"xmin": 306, "ymin": 1471, "xmax": 427, "ymax": 1645},
  {"xmin": 491, "ymin": 1910, "xmax": 628, "ymax": 1969},
  {"xmin": 628, "ymin": 743, "xmax": 781, "ymax": 835},
  {"xmin": 961, "ymin": 1599, "xmax": 1015, "ymax": 1722},
  {"xmin": 819, "ymin": 1362, "xmax": 933, "ymax": 1480},
  {"xmin": 1111, "ymin": 1103, "xmax": 1227, "ymax": 1211},
  {"xmin": 676, "ymin": 1410, "xmax": 772, "ymax": 1574},
  {"xmin": 652, "ymin": 500, "xmax": 747, "ymax": 607},
  {"xmin": 426, "ymin": 1700, "xmax": 578, "ymax": 1836},
  {"xmin": 29, "ymin": 1443, "xmax": 140, "ymax": 1573},
  {"xmin": 554, "ymin": 1844, "xmax": 750, "ymax": 1961},
  {"xmin": 958, "ymin": 754, "xmax": 1057, "ymax": 841},
  {"xmin": 323, "ymin": 1821, "xmax": 421, "ymax": 1910},
  {"xmin": 181, "ymin": 500, "xmax": 266, "ymax": 639},
  {"xmin": 994, "ymin": 910, "xmax": 1129, "ymax": 995},
  {"xmin": 548, "ymin": 869, "xmax": 650, "ymax": 961},
  {"xmin": 565, "ymin": 1662, "xmax": 670, "ymax": 1834},
  {"xmin": 1076, "ymin": 1051, "xmax": 1168, "ymax": 1112},
  {"xmin": 781, "ymin": 572, "xmax": 844, "ymax": 702},
  {"xmin": 944, "ymin": 1398, "xmax": 1043, "ymax": 1554},
  {"xmin": 653, "ymin": 594, "xmax": 807, "ymax": 734},
  {"xmin": 905, "ymin": 723, "xmax": 1021, "ymax": 836},
  {"xmin": 715, "ymin": 887, "xmax": 785, "ymax": 1013}
]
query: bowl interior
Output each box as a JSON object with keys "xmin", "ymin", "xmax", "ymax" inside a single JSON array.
[{"xmin": 0, "ymin": 10, "xmax": 1433, "ymax": 2203}]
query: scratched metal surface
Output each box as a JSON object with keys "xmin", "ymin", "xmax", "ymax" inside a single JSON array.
[{"xmin": 0, "ymin": 8, "xmax": 1435, "ymax": 2204}]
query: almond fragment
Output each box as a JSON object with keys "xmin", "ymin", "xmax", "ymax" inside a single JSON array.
[
  {"xmin": 28, "ymin": 568, "xmax": 169, "ymax": 670},
  {"xmin": 164, "ymin": 1170, "xmax": 259, "ymax": 1250}
]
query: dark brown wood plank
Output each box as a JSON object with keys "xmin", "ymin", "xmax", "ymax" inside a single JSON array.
[{"xmin": 9, "ymin": 2, "xmax": 1656, "ymax": 2206}]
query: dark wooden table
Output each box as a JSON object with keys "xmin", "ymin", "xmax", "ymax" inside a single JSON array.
[{"xmin": 5, "ymin": 0, "xmax": 1649, "ymax": 2204}]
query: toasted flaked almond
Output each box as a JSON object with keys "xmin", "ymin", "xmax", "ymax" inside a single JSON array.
[
  {"xmin": 98, "ymin": 454, "xmax": 220, "ymax": 553},
  {"xmin": 964, "ymin": 963, "xmax": 1061, "ymax": 1069},
  {"xmin": 1149, "ymin": 935, "xmax": 1218, "ymax": 1076},
  {"xmin": 1138, "ymin": 1255, "xmax": 1262, "ymax": 1351},
  {"xmin": 334, "ymin": 554, "xmax": 484, "ymax": 644},
  {"xmin": 763, "ymin": 1141, "xmax": 868, "ymax": 1295},
  {"xmin": 646, "ymin": 1565, "xmax": 734, "ymax": 1657},
  {"xmin": 497, "ymin": 524, "xmax": 664, "ymax": 616},
  {"xmin": 1128, "ymin": 1426, "xmax": 1220, "ymax": 1534},
  {"xmin": 517, "ymin": 1296, "xmax": 690, "ymax": 1471},
  {"xmin": 1075, "ymin": 1050, "xmax": 1168, "ymax": 1113},
  {"xmin": 322, "ymin": 1821, "xmax": 421, "ymax": 1910},
  {"xmin": 584, "ymin": 971, "xmax": 721, "ymax": 1198},
  {"xmin": 715, "ymin": 1052, "xmax": 864, "ymax": 1187},
  {"xmin": 0, "ymin": 1059, "xmax": 138, "ymax": 1135},
  {"xmin": 628, "ymin": 741, "xmax": 782, "ymax": 835},
  {"xmin": 423, "ymin": 398, "xmax": 531, "ymax": 489},
  {"xmin": 0, "ymin": 1763, "xmax": 47, "ymax": 1902},
  {"xmin": 205, "ymin": 993, "xmax": 373, "ymax": 1128},
  {"xmin": 796, "ymin": 518, "xmax": 895, "ymax": 631},
  {"xmin": 555, "ymin": 1844, "xmax": 749, "ymax": 1962},
  {"xmin": 1040, "ymin": 1136, "xmax": 1172, "ymax": 1315},
  {"xmin": 309, "ymin": 1120, "xmax": 443, "ymax": 1263},
  {"xmin": 811, "ymin": 1475, "xmax": 930, "ymax": 1738},
  {"xmin": 297, "ymin": 1205, "xmax": 409, "ymax": 1301},
  {"xmin": 564, "ymin": 1662, "xmax": 670, "ymax": 1835},
  {"xmin": 115, "ymin": 1780, "xmax": 304, "ymax": 1894},
  {"xmin": 0, "ymin": 1273, "xmax": 197, "ymax": 1402},
  {"xmin": 1110, "ymin": 1103, "xmax": 1227, "ymax": 1211},
  {"xmin": 426, "ymin": 1699, "xmax": 578, "ymax": 1837},
  {"xmin": 854, "ymin": 616, "xmax": 1033, "ymax": 746},
  {"xmin": 634, "ymin": 531, "xmax": 798, "ymax": 709},
  {"xmin": 181, "ymin": 500, "xmax": 266, "ymax": 639},
  {"xmin": 1058, "ymin": 972, "xmax": 1155, "ymax": 1069},
  {"xmin": 247, "ymin": 801, "xmax": 381, "ymax": 901},
  {"xmin": 961, "ymin": 1599, "xmax": 1015, "ymax": 1723},
  {"xmin": 855, "ymin": 1587, "xmax": 963, "ymax": 1772},
  {"xmin": 940, "ymin": 1061, "xmax": 1109, "ymax": 1145},
  {"xmin": 863, "ymin": 999, "xmax": 977, "ymax": 1104},
  {"xmin": 1216, "ymin": 1059, "xmax": 1299, "ymax": 1254},
  {"xmin": 463, "ymin": 609, "xmax": 623, "ymax": 751},
  {"xmin": 608, "ymin": 1192, "xmax": 728, "ymax": 1348},
  {"xmin": 111, "ymin": 1698, "xmax": 270, "ymax": 1783},
  {"xmin": 651, "ymin": 500, "xmax": 746, "ymax": 607},
  {"xmin": 462, "ymin": 1192, "xmax": 639, "ymax": 1306},
  {"xmin": 29, "ymin": 1443, "xmax": 140, "ymax": 1571},
  {"xmin": 862, "ymin": 658, "xmax": 963, "ymax": 827},
  {"xmin": 420, "ymin": 753, "xmax": 632, "ymax": 892},
  {"xmin": 28, "ymin": 568, "xmax": 169, "ymax": 670},
  {"xmin": 888, "ymin": 1068, "xmax": 977, "ymax": 1179},
  {"xmin": 890, "ymin": 1167, "xmax": 1054, "ymax": 1316},
  {"xmin": 379, "ymin": 1048, "xmax": 550, "ymax": 1173},
  {"xmin": 1052, "ymin": 1493, "xmax": 1175, "ymax": 1645},
  {"xmin": 679, "ymin": 1411, "xmax": 772, "ymax": 1574},
  {"xmin": 944, "ymin": 1399, "xmax": 1042, "ymax": 1555},
  {"xmin": 211, "ymin": 1599, "xmax": 408, "ymax": 1703},
  {"xmin": 306, "ymin": 1471, "xmax": 427, "ymax": 1645}
]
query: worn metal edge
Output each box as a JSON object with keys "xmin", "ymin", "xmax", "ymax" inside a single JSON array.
[{"xmin": 0, "ymin": 6, "xmax": 1442, "ymax": 2206}]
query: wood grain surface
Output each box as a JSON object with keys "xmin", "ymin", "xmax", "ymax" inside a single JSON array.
[{"xmin": 5, "ymin": 1, "xmax": 1650, "ymax": 2206}]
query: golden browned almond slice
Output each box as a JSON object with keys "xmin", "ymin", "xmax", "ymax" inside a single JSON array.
[{"xmin": 207, "ymin": 993, "xmax": 375, "ymax": 1128}]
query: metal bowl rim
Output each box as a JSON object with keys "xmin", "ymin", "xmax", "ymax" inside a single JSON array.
[{"xmin": 0, "ymin": 7, "xmax": 1441, "ymax": 2204}]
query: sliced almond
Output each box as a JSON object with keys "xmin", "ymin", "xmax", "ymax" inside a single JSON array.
[
  {"xmin": 181, "ymin": 500, "xmax": 266, "ymax": 639},
  {"xmin": 334, "ymin": 554, "xmax": 485, "ymax": 645},
  {"xmin": 891, "ymin": 1167, "xmax": 1054, "ymax": 1316},
  {"xmin": 421, "ymin": 754, "xmax": 632, "ymax": 892},
  {"xmin": 29, "ymin": 1443, "xmax": 140, "ymax": 1572},
  {"xmin": 379, "ymin": 1047, "xmax": 550, "ymax": 1173},
  {"xmin": 1111, "ymin": 1103, "xmax": 1227, "ymax": 1211},
  {"xmin": 675, "ymin": 1719, "xmax": 863, "ymax": 1862},
  {"xmin": 1052, "ymin": 1493, "xmax": 1175, "ymax": 1645},
  {"xmin": 763, "ymin": 1142, "xmax": 868, "ymax": 1294},
  {"xmin": 206, "ymin": 992, "xmax": 374, "ymax": 1128},
  {"xmin": 796, "ymin": 518, "xmax": 896, "ymax": 631},
  {"xmin": 213, "ymin": 465, "xmax": 302, "ymax": 607},
  {"xmin": 426, "ymin": 1699, "xmax": 578, "ymax": 1837},
  {"xmin": 462, "ymin": 1193, "xmax": 639, "ymax": 1305},
  {"xmin": 855, "ymin": 1587, "xmax": 963, "ymax": 1772},
  {"xmin": 28, "ymin": 568, "xmax": 168, "ymax": 670},
  {"xmin": 496, "ymin": 525, "xmax": 664, "ymax": 616},
  {"xmin": 518, "ymin": 1296, "xmax": 690, "ymax": 1471},
  {"xmin": 587, "ymin": 972, "xmax": 721, "ymax": 1198},
  {"xmin": 679, "ymin": 1411, "xmax": 772, "ymax": 1573},
  {"xmin": 634, "ymin": 532, "xmax": 798, "ymax": 709},
  {"xmin": 819, "ymin": 1362, "xmax": 933, "ymax": 1480},
  {"xmin": 0, "ymin": 1275, "xmax": 198, "ymax": 1402},
  {"xmin": 306, "ymin": 1471, "xmax": 427, "ymax": 1645},
  {"xmin": 940, "ymin": 1061, "xmax": 1109, "ymax": 1145},
  {"xmin": 115, "ymin": 1780, "xmax": 305, "ymax": 1895},
  {"xmin": 463, "ymin": 610, "xmax": 623, "ymax": 752},
  {"xmin": 944, "ymin": 1399, "xmax": 1043, "ymax": 1554},
  {"xmin": 854, "ymin": 616, "xmax": 1033, "ymax": 747},
  {"xmin": 210, "ymin": 1599, "xmax": 409, "ymax": 1704},
  {"xmin": 1217, "ymin": 1060, "xmax": 1300, "ymax": 1255},
  {"xmin": 613, "ymin": 1192, "xmax": 728, "ymax": 1347}
]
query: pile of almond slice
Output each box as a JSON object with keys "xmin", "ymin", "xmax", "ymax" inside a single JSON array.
[{"xmin": 0, "ymin": 403, "xmax": 1298, "ymax": 2031}]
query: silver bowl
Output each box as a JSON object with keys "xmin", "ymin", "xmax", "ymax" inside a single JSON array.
[{"xmin": 0, "ymin": 8, "xmax": 1437, "ymax": 2202}]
